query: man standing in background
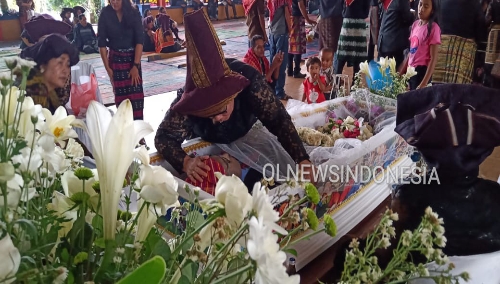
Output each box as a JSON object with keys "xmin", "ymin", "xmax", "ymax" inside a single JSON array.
[
  {"xmin": 317, "ymin": 0, "xmax": 343, "ymax": 52},
  {"xmin": 243, "ymin": 0, "xmax": 268, "ymax": 46},
  {"xmin": 268, "ymin": 0, "xmax": 293, "ymax": 99}
]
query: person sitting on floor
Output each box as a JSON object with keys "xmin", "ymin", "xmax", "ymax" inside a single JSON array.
[
  {"xmin": 143, "ymin": 15, "xmax": 156, "ymax": 52},
  {"xmin": 243, "ymin": 34, "xmax": 283, "ymax": 89},
  {"xmin": 73, "ymin": 5, "xmax": 85, "ymax": 26},
  {"xmin": 60, "ymin": 7, "xmax": 74, "ymax": 41},
  {"xmin": 19, "ymin": 33, "xmax": 80, "ymax": 114},
  {"xmin": 20, "ymin": 14, "xmax": 72, "ymax": 49},
  {"xmin": 155, "ymin": 14, "xmax": 183, "ymax": 53},
  {"xmin": 73, "ymin": 14, "xmax": 99, "ymax": 54},
  {"xmin": 156, "ymin": 6, "xmax": 184, "ymax": 42}
]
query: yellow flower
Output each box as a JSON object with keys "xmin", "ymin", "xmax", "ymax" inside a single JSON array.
[{"xmin": 40, "ymin": 106, "xmax": 78, "ymax": 149}]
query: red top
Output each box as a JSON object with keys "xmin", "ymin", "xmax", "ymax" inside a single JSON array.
[{"xmin": 303, "ymin": 76, "xmax": 327, "ymax": 104}]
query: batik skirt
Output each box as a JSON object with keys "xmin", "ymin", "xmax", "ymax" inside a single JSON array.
[
  {"xmin": 289, "ymin": 16, "xmax": 306, "ymax": 55},
  {"xmin": 336, "ymin": 18, "xmax": 368, "ymax": 64},
  {"xmin": 109, "ymin": 48, "xmax": 144, "ymax": 120},
  {"xmin": 486, "ymin": 24, "xmax": 500, "ymax": 64},
  {"xmin": 433, "ymin": 35, "xmax": 477, "ymax": 84},
  {"xmin": 317, "ymin": 16, "xmax": 343, "ymax": 51}
]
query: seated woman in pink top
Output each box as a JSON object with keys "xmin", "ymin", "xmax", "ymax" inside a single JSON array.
[{"xmin": 408, "ymin": 0, "xmax": 441, "ymax": 90}]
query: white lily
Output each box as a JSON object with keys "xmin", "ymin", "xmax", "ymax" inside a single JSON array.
[
  {"xmin": 136, "ymin": 165, "xmax": 179, "ymax": 216},
  {"xmin": 11, "ymin": 147, "xmax": 42, "ymax": 174},
  {"xmin": 359, "ymin": 61, "xmax": 371, "ymax": 79},
  {"xmin": 18, "ymin": 96, "xmax": 44, "ymax": 137},
  {"xmin": 388, "ymin": 57, "xmax": 397, "ymax": 74},
  {"xmin": 82, "ymin": 100, "xmax": 153, "ymax": 240},
  {"xmin": 40, "ymin": 106, "xmax": 78, "ymax": 149},
  {"xmin": 405, "ymin": 66, "xmax": 418, "ymax": 78},
  {"xmin": 379, "ymin": 56, "xmax": 389, "ymax": 71},
  {"xmin": 0, "ymin": 234, "xmax": 21, "ymax": 284}
]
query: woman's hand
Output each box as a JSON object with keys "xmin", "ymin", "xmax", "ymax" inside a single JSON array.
[
  {"xmin": 272, "ymin": 51, "xmax": 284, "ymax": 67},
  {"xmin": 184, "ymin": 155, "xmax": 211, "ymax": 182},
  {"xmin": 105, "ymin": 67, "xmax": 113, "ymax": 84},
  {"xmin": 416, "ymin": 83, "xmax": 426, "ymax": 90},
  {"xmin": 129, "ymin": 66, "xmax": 141, "ymax": 87}
]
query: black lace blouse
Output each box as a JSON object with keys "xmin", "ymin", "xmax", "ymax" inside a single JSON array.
[{"xmin": 155, "ymin": 58, "xmax": 309, "ymax": 173}]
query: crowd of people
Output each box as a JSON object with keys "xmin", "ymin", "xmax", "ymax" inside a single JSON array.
[
  {"xmin": 242, "ymin": 0, "xmax": 500, "ymax": 102},
  {"xmin": 12, "ymin": 0, "xmax": 500, "ymax": 193}
]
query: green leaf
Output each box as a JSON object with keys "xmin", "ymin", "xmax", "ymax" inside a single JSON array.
[
  {"xmin": 180, "ymin": 259, "xmax": 198, "ymax": 283},
  {"xmin": 178, "ymin": 275, "xmax": 191, "ymax": 284},
  {"xmin": 94, "ymin": 238, "xmax": 106, "ymax": 249},
  {"xmin": 117, "ymin": 256, "xmax": 166, "ymax": 284},
  {"xmin": 223, "ymin": 257, "xmax": 248, "ymax": 284},
  {"xmin": 67, "ymin": 271, "xmax": 75, "ymax": 284},
  {"xmin": 186, "ymin": 211, "xmax": 204, "ymax": 229},
  {"xmin": 283, "ymin": 248, "xmax": 298, "ymax": 257},
  {"xmin": 73, "ymin": 252, "xmax": 88, "ymax": 265},
  {"xmin": 61, "ymin": 248, "xmax": 70, "ymax": 263},
  {"xmin": 152, "ymin": 238, "xmax": 172, "ymax": 263},
  {"xmin": 14, "ymin": 219, "xmax": 39, "ymax": 244},
  {"xmin": 92, "ymin": 214, "xmax": 103, "ymax": 234}
]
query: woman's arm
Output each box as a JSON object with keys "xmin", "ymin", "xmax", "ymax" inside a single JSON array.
[
  {"xmin": 298, "ymin": 0, "xmax": 315, "ymax": 25},
  {"xmin": 418, "ymin": 44, "xmax": 438, "ymax": 88},
  {"xmin": 154, "ymin": 94, "xmax": 193, "ymax": 173},
  {"xmin": 246, "ymin": 76, "xmax": 310, "ymax": 164},
  {"xmin": 285, "ymin": 5, "xmax": 293, "ymax": 32}
]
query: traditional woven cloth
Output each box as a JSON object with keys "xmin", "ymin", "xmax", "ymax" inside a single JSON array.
[
  {"xmin": 242, "ymin": 0, "xmax": 256, "ymax": 15},
  {"xmin": 486, "ymin": 24, "xmax": 500, "ymax": 64},
  {"xmin": 185, "ymin": 158, "xmax": 225, "ymax": 195},
  {"xmin": 289, "ymin": 16, "xmax": 306, "ymax": 54},
  {"xmin": 242, "ymin": 48, "xmax": 270, "ymax": 78},
  {"xmin": 108, "ymin": 49, "xmax": 144, "ymax": 120},
  {"xmin": 433, "ymin": 35, "xmax": 477, "ymax": 84},
  {"xmin": 317, "ymin": 16, "xmax": 343, "ymax": 51},
  {"xmin": 336, "ymin": 18, "xmax": 368, "ymax": 64}
]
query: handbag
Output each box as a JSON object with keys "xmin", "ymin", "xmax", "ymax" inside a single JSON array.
[{"xmin": 70, "ymin": 73, "xmax": 98, "ymax": 117}]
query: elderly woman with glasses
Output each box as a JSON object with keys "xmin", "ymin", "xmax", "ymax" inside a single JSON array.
[{"xmin": 19, "ymin": 34, "xmax": 80, "ymax": 114}]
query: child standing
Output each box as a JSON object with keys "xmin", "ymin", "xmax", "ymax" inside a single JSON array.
[
  {"xmin": 319, "ymin": 48, "xmax": 335, "ymax": 99},
  {"xmin": 302, "ymin": 57, "xmax": 327, "ymax": 104},
  {"xmin": 408, "ymin": 0, "xmax": 441, "ymax": 90}
]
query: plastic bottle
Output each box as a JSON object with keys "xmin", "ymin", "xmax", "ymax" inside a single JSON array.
[{"xmin": 287, "ymin": 257, "xmax": 297, "ymax": 275}]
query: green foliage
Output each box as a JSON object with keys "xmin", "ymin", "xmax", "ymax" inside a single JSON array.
[{"xmin": 117, "ymin": 256, "xmax": 167, "ymax": 284}]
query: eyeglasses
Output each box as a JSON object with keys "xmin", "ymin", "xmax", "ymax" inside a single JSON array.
[{"xmin": 209, "ymin": 105, "xmax": 228, "ymax": 119}]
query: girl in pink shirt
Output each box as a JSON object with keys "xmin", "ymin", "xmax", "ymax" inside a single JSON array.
[{"xmin": 408, "ymin": 0, "xmax": 441, "ymax": 90}]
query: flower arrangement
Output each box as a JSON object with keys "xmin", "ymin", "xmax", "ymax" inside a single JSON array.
[
  {"xmin": 353, "ymin": 56, "xmax": 417, "ymax": 100},
  {"xmin": 336, "ymin": 207, "xmax": 469, "ymax": 284},
  {"xmin": 0, "ymin": 57, "xmax": 338, "ymax": 284},
  {"xmin": 296, "ymin": 116, "xmax": 373, "ymax": 147}
]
